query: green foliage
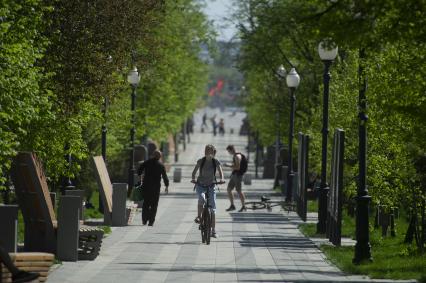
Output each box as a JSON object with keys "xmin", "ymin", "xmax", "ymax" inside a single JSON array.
[
  {"xmin": 0, "ymin": 0, "xmax": 51, "ymax": 188},
  {"xmin": 0, "ymin": 0, "xmax": 212, "ymax": 193},
  {"xmin": 235, "ymin": 0, "xmax": 426, "ymax": 226}
]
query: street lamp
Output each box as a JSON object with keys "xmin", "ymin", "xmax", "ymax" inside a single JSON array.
[
  {"xmin": 353, "ymin": 48, "xmax": 372, "ymax": 263},
  {"xmin": 285, "ymin": 68, "xmax": 300, "ymax": 202},
  {"xmin": 275, "ymin": 65, "xmax": 286, "ymax": 188},
  {"xmin": 127, "ymin": 67, "xmax": 140, "ymax": 196},
  {"xmin": 317, "ymin": 40, "xmax": 338, "ymax": 234}
]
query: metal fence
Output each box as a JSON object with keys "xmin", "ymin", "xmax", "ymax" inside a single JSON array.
[
  {"xmin": 326, "ymin": 129, "xmax": 345, "ymax": 246},
  {"xmin": 296, "ymin": 132, "xmax": 309, "ymax": 222}
]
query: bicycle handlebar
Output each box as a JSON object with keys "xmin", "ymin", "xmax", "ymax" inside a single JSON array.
[{"xmin": 191, "ymin": 180, "xmax": 225, "ymax": 185}]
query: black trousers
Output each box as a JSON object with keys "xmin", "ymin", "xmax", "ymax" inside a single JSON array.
[{"xmin": 142, "ymin": 189, "xmax": 160, "ymax": 225}]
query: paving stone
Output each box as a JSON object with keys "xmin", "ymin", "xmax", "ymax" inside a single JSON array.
[{"xmin": 47, "ymin": 108, "xmax": 416, "ymax": 283}]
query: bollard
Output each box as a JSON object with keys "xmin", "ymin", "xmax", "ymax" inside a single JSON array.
[
  {"xmin": 112, "ymin": 183, "xmax": 128, "ymax": 226},
  {"xmin": 65, "ymin": 190, "xmax": 85, "ymax": 220},
  {"xmin": 0, "ymin": 205, "xmax": 19, "ymax": 253},
  {"xmin": 243, "ymin": 174, "xmax": 252, "ymax": 185},
  {"xmin": 173, "ymin": 168, "xmax": 182, "ymax": 183},
  {"xmin": 57, "ymin": 196, "xmax": 80, "ymax": 261}
]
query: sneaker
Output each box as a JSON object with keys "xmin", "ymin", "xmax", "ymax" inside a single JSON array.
[
  {"xmin": 194, "ymin": 216, "xmax": 201, "ymax": 224},
  {"xmin": 238, "ymin": 206, "xmax": 247, "ymax": 212},
  {"xmin": 226, "ymin": 204, "xmax": 236, "ymax": 211},
  {"xmin": 12, "ymin": 271, "xmax": 40, "ymax": 283},
  {"xmin": 211, "ymin": 231, "xmax": 218, "ymax": 238}
]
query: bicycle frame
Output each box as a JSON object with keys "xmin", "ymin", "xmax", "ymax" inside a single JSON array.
[{"xmin": 193, "ymin": 181, "xmax": 224, "ymax": 245}]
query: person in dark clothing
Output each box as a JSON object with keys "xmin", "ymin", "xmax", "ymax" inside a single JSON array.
[
  {"xmin": 0, "ymin": 244, "xmax": 39, "ymax": 283},
  {"xmin": 138, "ymin": 150, "xmax": 169, "ymax": 226}
]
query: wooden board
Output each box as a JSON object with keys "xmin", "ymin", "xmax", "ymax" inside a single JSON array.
[
  {"xmin": 91, "ymin": 156, "xmax": 113, "ymax": 215},
  {"xmin": 10, "ymin": 252, "xmax": 55, "ymax": 261},
  {"xmin": 10, "ymin": 153, "xmax": 57, "ymax": 252}
]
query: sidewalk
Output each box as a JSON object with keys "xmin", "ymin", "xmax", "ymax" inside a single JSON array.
[{"xmin": 47, "ymin": 108, "xmax": 416, "ymax": 283}]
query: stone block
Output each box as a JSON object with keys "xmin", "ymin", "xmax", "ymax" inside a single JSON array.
[
  {"xmin": 0, "ymin": 205, "xmax": 18, "ymax": 253},
  {"xmin": 65, "ymin": 190, "xmax": 85, "ymax": 220},
  {"xmin": 112, "ymin": 183, "xmax": 128, "ymax": 227},
  {"xmin": 57, "ymin": 196, "xmax": 80, "ymax": 262},
  {"xmin": 173, "ymin": 168, "xmax": 182, "ymax": 183}
]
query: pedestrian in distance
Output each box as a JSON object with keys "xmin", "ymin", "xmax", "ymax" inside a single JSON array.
[
  {"xmin": 201, "ymin": 113, "xmax": 208, "ymax": 131},
  {"xmin": 210, "ymin": 115, "xmax": 217, "ymax": 136},
  {"xmin": 224, "ymin": 145, "xmax": 248, "ymax": 212},
  {"xmin": 218, "ymin": 118, "xmax": 225, "ymax": 136},
  {"xmin": 0, "ymin": 244, "xmax": 39, "ymax": 283},
  {"xmin": 192, "ymin": 144, "xmax": 225, "ymax": 238},
  {"xmin": 138, "ymin": 150, "xmax": 169, "ymax": 226}
]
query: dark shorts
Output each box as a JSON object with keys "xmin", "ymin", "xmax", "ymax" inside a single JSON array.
[{"xmin": 227, "ymin": 173, "xmax": 242, "ymax": 192}]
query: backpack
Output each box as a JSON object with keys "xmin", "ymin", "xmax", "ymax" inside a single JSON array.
[
  {"xmin": 235, "ymin": 153, "xmax": 248, "ymax": 175},
  {"xmin": 200, "ymin": 157, "xmax": 217, "ymax": 177}
]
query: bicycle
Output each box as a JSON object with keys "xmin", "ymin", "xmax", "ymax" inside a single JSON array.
[
  {"xmin": 245, "ymin": 196, "xmax": 296, "ymax": 213},
  {"xmin": 192, "ymin": 180, "xmax": 225, "ymax": 245}
]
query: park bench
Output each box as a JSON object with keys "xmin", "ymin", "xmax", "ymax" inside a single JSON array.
[
  {"xmin": 10, "ymin": 152, "xmax": 104, "ymax": 261},
  {"xmin": 0, "ymin": 252, "xmax": 54, "ymax": 283},
  {"xmin": 91, "ymin": 156, "xmax": 133, "ymax": 226}
]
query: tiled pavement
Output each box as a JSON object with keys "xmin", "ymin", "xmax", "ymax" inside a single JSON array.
[{"xmin": 47, "ymin": 108, "xmax": 416, "ymax": 283}]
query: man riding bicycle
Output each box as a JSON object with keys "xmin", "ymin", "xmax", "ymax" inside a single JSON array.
[{"xmin": 191, "ymin": 144, "xmax": 224, "ymax": 238}]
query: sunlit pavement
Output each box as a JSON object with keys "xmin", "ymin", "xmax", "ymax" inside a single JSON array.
[{"xmin": 47, "ymin": 108, "xmax": 415, "ymax": 283}]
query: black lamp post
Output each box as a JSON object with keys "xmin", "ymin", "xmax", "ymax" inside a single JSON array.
[
  {"xmin": 101, "ymin": 96, "xmax": 108, "ymax": 161},
  {"xmin": 98, "ymin": 96, "xmax": 108, "ymax": 213},
  {"xmin": 285, "ymin": 68, "xmax": 300, "ymax": 202},
  {"xmin": 127, "ymin": 67, "xmax": 140, "ymax": 197},
  {"xmin": 353, "ymin": 48, "xmax": 372, "ymax": 263},
  {"xmin": 317, "ymin": 41, "xmax": 338, "ymax": 234},
  {"xmin": 275, "ymin": 65, "xmax": 286, "ymax": 188}
]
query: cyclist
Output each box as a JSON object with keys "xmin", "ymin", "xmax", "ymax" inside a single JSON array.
[{"xmin": 191, "ymin": 144, "xmax": 224, "ymax": 238}]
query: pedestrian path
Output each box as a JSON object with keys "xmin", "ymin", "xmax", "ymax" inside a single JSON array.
[{"xmin": 47, "ymin": 108, "xmax": 415, "ymax": 283}]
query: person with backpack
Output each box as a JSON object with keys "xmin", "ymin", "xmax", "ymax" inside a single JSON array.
[
  {"xmin": 191, "ymin": 144, "xmax": 224, "ymax": 238},
  {"xmin": 224, "ymin": 145, "xmax": 247, "ymax": 212}
]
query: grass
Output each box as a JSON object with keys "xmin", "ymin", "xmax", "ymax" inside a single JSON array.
[
  {"xmin": 299, "ymin": 208, "xmax": 426, "ymax": 281},
  {"xmin": 84, "ymin": 191, "xmax": 104, "ymax": 219},
  {"xmin": 307, "ymin": 199, "xmax": 318, "ymax": 212}
]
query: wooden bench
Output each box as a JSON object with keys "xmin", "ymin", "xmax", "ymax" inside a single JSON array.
[
  {"xmin": 0, "ymin": 252, "xmax": 54, "ymax": 283},
  {"xmin": 92, "ymin": 156, "xmax": 133, "ymax": 226},
  {"xmin": 10, "ymin": 152, "xmax": 103, "ymax": 261}
]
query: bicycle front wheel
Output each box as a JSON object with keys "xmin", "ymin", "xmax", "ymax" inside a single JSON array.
[
  {"xmin": 202, "ymin": 207, "xmax": 211, "ymax": 245},
  {"xmin": 245, "ymin": 201, "xmax": 266, "ymax": 210}
]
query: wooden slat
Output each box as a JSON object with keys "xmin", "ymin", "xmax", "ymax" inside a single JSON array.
[
  {"xmin": 91, "ymin": 156, "xmax": 113, "ymax": 214},
  {"xmin": 10, "ymin": 252, "xmax": 55, "ymax": 261}
]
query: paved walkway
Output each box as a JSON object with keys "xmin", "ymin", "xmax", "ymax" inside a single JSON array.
[{"xmin": 47, "ymin": 108, "xmax": 415, "ymax": 283}]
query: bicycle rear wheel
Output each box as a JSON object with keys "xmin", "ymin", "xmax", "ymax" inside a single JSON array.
[
  {"xmin": 245, "ymin": 201, "xmax": 266, "ymax": 210},
  {"xmin": 203, "ymin": 207, "xmax": 211, "ymax": 245}
]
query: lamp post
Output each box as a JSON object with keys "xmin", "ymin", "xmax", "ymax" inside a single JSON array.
[
  {"xmin": 353, "ymin": 48, "xmax": 372, "ymax": 263},
  {"xmin": 285, "ymin": 68, "xmax": 300, "ymax": 202},
  {"xmin": 101, "ymin": 96, "xmax": 108, "ymax": 161},
  {"xmin": 275, "ymin": 65, "xmax": 286, "ymax": 188},
  {"xmin": 317, "ymin": 41, "xmax": 338, "ymax": 234},
  {"xmin": 127, "ymin": 67, "xmax": 140, "ymax": 197}
]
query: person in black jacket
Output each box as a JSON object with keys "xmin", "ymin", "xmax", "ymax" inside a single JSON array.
[{"xmin": 138, "ymin": 150, "xmax": 169, "ymax": 226}]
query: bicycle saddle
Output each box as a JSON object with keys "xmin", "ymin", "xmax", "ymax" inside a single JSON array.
[{"xmin": 261, "ymin": 196, "xmax": 270, "ymax": 202}]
